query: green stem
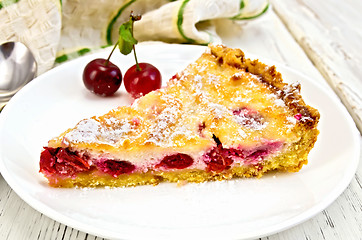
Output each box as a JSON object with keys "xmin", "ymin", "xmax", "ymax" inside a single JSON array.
[
  {"xmin": 130, "ymin": 14, "xmax": 141, "ymax": 71},
  {"xmin": 106, "ymin": 42, "xmax": 118, "ymax": 65},
  {"xmin": 133, "ymin": 45, "xmax": 141, "ymax": 71}
]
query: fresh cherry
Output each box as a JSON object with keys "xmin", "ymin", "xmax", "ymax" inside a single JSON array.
[
  {"xmin": 83, "ymin": 45, "xmax": 122, "ymax": 96},
  {"xmin": 124, "ymin": 63, "xmax": 162, "ymax": 98},
  {"xmin": 118, "ymin": 12, "xmax": 162, "ymax": 98}
]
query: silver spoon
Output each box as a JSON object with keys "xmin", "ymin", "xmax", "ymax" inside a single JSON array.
[{"xmin": 0, "ymin": 41, "xmax": 37, "ymax": 111}]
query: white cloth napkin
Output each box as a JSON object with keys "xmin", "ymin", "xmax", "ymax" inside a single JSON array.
[{"xmin": 0, "ymin": 0, "xmax": 268, "ymax": 75}]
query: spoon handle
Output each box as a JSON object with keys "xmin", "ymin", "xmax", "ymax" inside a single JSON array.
[{"xmin": 0, "ymin": 102, "xmax": 7, "ymax": 112}]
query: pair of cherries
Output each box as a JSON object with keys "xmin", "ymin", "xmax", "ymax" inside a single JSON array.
[
  {"xmin": 83, "ymin": 12, "xmax": 161, "ymax": 98},
  {"xmin": 83, "ymin": 56, "xmax": 161, "ymax": 98}
]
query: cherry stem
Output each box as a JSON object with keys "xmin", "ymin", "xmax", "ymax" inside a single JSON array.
[
  {"xmin": 133, "ymin": 45, "xmax": 141, "ymax": 71},
  {"xmin": 130, "ymin": 14, "xmax": 141, "ymax": 72},
  {"xmin": 105, "ymin": 42, "xmax": 118, "ymax": 66}
]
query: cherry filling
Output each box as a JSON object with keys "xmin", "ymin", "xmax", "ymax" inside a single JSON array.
[
  {"xmin": 242, "ymin": 142, "xmax": 283, "ymax": 161},
  {"xmin": 203, "ymin": 138, "xmax": 283, "ymax": 172},
  {"xmin": 40, "ymin": 147, "xmax": 90, "ymax": 177},
  {"xmin": 40, "ymin": 147, "xmax": 135, "ymax": 178},
  {"xmin": 156, "ymin": 153, "xmax": 194, "ymax": 169},
  {"xmin": 96, "ymin": 160, "xmax": 135, "ymax": 177},
  {"xmin": 294, "ymin": 113, "xmax": 302, "ymax": 121},
  {"xmin": 40, "ymin": 141, "xmax": 282, "ymax": 178},
  {"xmin": 227, "ymin": 141, "xmax": 283, "ymax": 162},
  {"xmin": 203, "ymin": 146, "xmax": 234, "ymax": 172}
]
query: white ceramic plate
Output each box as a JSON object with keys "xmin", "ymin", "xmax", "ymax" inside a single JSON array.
[{"xmin": 0, "ymin": 43, "xmax": 360, "ymax": 240}]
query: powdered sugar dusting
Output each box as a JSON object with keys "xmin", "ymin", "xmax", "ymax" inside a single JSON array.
[
  {"xmin": 65, "ymin": 118, "xmax": 133, "ymax": 146},
  {"xmin": 145, "ymin": 93, "xmax": 199, "ymax": 147},
  {"xmin": 266, "ymin": 93, "xmax": 286, "ymax": 108},
  {"xmin": 248, "ymin": 73, "xmax": 262, "ymax": 83},
  {"xmin": 234, "ymin": 113, "xmax": 268, "ymax": 130},
  {"xmin": 287, "ymin": 116, "xmax": 297, "ymax": 125},
  {"xmin": 105, "ymin": 117, "xmax": 119, "ymax": 125},
  {"xmin": 209, "ymin": 103, "xmax": 229, "ymax": 119},
  {"xmin": 283, "ymin": 82, "xmax": 301, "ymax": 97},
  {"xmin": 233, "ymin": 72, "xmax": 243, "ymax": 78},
  {"xmin": 207, "ymin": 73, "xmax": 221, "ymax": 87},
  {"xmin": 193, "ymin": 74, "xmax": 204, "ymax": 97},
  {"xmin": 146, "ymin": 104, "xmax": 179, "ymax": 145},
  {"xmin": 99, "ymin": 120, "xmax": 132, "ymax": 144},
  {"xmin": 65, "ymin": 119, "xmax": 100, "ymax": 143}
]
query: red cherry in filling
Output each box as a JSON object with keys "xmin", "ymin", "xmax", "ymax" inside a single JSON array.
[
  {"xmin": 40, "ymin": 147, "xmax": 57, "ymax": 174},
  {"xmin": 56, "ymin": 148, "xmax": 90, "ymax": 171},
  {"xmin": 83, "ymin": 58, "xmax": 122, "ymax": 96},
  {"xmin": 124, "ymin": 63, "xmax": 162, "ymax": 98},
  {"xmin": 39, "ymin": 147, "xmax": 90, "ymax": 177},
  {"xmin": 97, "ymin": 160, "xmax": 135, "ymax": 177},
  {"xmin": 203, "ymin": 146, "xmax": 233, "ymax": 172},
  {"xmin": 157, "ymin": 153, "xmax": 194, "ymax": 169}
]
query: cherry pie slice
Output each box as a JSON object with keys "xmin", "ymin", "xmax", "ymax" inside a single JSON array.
[{"xmin": 40, "ymin": 44, "xmax": 320, "ymax": 187}]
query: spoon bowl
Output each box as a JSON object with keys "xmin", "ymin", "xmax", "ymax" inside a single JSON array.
[{"xmin": 0, "ymin": 42, "xmax": 37, "ymax": 108}]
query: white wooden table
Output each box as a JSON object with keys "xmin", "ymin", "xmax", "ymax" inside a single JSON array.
[{"xmin": 1, "ymin": 1, "xmax": 361, "ymax": 239}]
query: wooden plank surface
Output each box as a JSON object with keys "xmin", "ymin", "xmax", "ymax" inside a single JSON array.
[{"xmin": 1, "ymin": 3, "xmax": 361, "ymax": 240}]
